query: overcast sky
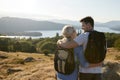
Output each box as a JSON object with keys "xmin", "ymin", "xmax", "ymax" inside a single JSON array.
[{"xmin": 0, "ymin": 0, "xmax": 120, "ymax": 22}]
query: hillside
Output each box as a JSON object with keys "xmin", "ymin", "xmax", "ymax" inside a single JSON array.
[
  {"xmin": 0, "ymin": 17, "xmax": 65, "ymax": 33},
  {"xmin": 50, "ymin": 19, "xmax": 120, "ymax": 31},
  {"xmin": 0, "ymin": 17, "xmax": 120, "ymax": 34},
  {"xmin": 0, "ymin": 48, "xmax": 120, "ymax": 80},
  {"xmin": 0, "ymin": 52, "xmax": 55, "ymax": 80}
]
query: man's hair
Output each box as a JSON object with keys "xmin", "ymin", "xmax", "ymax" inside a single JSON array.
[{"xmin": 80, "ymin": 16, "xmax": 94, "ymax": 28}]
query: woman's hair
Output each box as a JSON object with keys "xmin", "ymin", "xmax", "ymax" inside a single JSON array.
[{"xmin": 62, "ymin": 25, "xmax": 76, "ymax": 38}]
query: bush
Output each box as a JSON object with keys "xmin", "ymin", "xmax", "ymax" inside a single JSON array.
[
  {"xmin": 43, "ymin": 49, "xmax": 50, "ymax": 56},
  {"xmin": 105, "ymin": 33, "xmax": 120, "ymax": 47},
  {"xmin": 18, "ymin": 41, "xmax": 36, "ymax": 52},
  {"xmin": 40, "ymin": 42, "xmax": 56, "ymax": 54},
  {"xmin": 36, "ymin": 40, "xmax": 48, "ymax": 53},
  {"xmin": 114, "ymin": 38, "xmax": 120, "ymax": 50}
]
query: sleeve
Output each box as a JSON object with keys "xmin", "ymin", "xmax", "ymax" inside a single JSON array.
[
  {"xmin": 74, "ymin": 33, "xmax": 85, "ymax": 46},
  {"xmin": 74, "ymin": 46, "xmax": 89, "ymax": 68}
]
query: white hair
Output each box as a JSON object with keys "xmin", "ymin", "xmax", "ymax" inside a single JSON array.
[{"xmin": 62, "ymin": 25, "xmax": 76, "ymax": 38}]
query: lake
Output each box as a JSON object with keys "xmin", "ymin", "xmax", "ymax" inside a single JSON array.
[
  {"xmin": 29, "ymin": 26, "xmax": 120, "ymax": 38},
  {"xmin": 0, "ymin": 27, "xmax": 119, "ymax": 39}
]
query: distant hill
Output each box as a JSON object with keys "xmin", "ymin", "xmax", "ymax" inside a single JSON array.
[
  {"xmin": 0, "ymin": 17, "xmax": 65, "ymax": 33},
  {"xmin": 50, "ymin": 19, "xmax": 80, "ymax": 26},
  {"xmin": 50, "ymin": 19, "xmax": 120, "ymax": 31},
  {"xmin": 103, "ymin": 21, "xmax": 120, "ymax": 31},
  {"xmin": 0, "ymin": 17, "xmax": 120, "ymax": 33},
  {"xmin": 103, "ymin": 21, "xmax": 120, "ymax": 26}
]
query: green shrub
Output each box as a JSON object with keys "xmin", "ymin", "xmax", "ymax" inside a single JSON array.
[
  {"xmin": 43, "ymin": 49, "xmax": 50, "ymax": 56},
  {"xmin": 114, "ymin": 38, "xmax": 120, "ymax": 50},
  {"xmin": 40, "ymin": 42, "xmax": 56, "ymax": 54}
]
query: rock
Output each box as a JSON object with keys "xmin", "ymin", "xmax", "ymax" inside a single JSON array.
[
  {"xmin": 0, "ymin": 55, "xmax": 8, "ymax": 59},
  {"xmin": 7, "ymin": 68, "xmax": 22, "ymax": 74},
  {"xmin": 103, "ymin": 61, "xmax": 120, "ymax": 80},
  {"xmin": 24, "ymin": 57, "xmax": 35, "ymax": 62}
]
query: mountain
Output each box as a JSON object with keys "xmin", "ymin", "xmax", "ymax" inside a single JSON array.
[
  {"xmin": 0, "ymin": 17, "xmax": 120, "ymax": 33},
  {"xmin": 0, "ymin": 17, "xmax": 66, "ymax": 33},
  {"xmin": 50, "ymin": 19, "xmax": 80, "ymax": 26},
  {"xmin": 109, "ymin": 25, "xmax": 120, "ymax": 31},
  {"xmin": 50, "ymin": 19, "xmax": 120, "ymax": 31},
  {"xmin": 103, "ymin": 21, "xmax": 120, "ymax": 31},
  {"xmin": 103, "ymin": 21, "xmax": 120, "ymax": 26}
]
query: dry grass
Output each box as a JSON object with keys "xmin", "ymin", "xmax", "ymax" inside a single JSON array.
[
  {"xmin": 0, "ymin": 51, "xmax": 56, "ymax": 80},
  {"xmin": 0, "ymin": 48, "xmax": 120, "ymax": 80},
  {"xmin": 105, "ymin": 48, "xmax": 120, "ymax": 61}
]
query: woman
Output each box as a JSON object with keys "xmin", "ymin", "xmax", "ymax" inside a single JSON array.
[{"xmin": 56, "ymin": 25, "xmax": 80, "ymax": 80}]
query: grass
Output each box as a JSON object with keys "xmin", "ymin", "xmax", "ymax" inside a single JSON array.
[
  {"xmin": 105, "ymin": 48, "xmax": 120, "ymax": 61},
  {"xmin": 115, "ymin": 55, "xmax": 120, "ymax": 60},
  {"xmin": 0, "ymin": 48, "xmax": 119, "ymax": 80},
  {"xmin": 0, "ymin": 51, "xmax": 55, "ymax": 80}
]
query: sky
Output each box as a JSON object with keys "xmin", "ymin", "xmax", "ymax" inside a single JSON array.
[{"xmin": 0, "ymin": 0, "xmax": 120, "ymax": 22}]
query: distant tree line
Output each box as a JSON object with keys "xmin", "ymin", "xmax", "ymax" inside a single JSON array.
[
  {"xmin": 0, "ymin": 33, "xmax": 62, "ymax": 55},
  {"xmin": 0, "ymin": 33, "xmax": 119, "ymax": 55}
]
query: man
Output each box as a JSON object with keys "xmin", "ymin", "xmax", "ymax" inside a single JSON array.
[{"xmin": 58, "ymin": 16, "xmax": 103, "ymax": 80}]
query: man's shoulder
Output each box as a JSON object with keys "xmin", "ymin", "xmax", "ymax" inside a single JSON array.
[
  {"xmin": 73, "ymin": 32, "xmax": 89, "ymax": 45},
  {"xmin": 77, "ymin": 32, "xmax": 89, "ymax": 38},
  {"xmin": 82, "ymin": 32, "xmax": 89, "ymax": 35}
]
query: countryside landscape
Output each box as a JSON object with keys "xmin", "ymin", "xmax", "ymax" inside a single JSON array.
[
  {"xmin": 0, "ymin": 28, "xmax": 120, "ymax": 80},
  {"xmin": 0, "ymin": 0, "xmax": 120, "ymax": 80}
]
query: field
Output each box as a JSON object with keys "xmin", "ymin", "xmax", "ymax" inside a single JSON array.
[{"xmin": 0, "ymin": 48, "xmax": 120, "ymax": 80}]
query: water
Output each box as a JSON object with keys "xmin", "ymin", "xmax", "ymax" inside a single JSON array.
[
  {"xmin": 0, "ymin": 30, "xmax": 61, "ymax": 39},
  {"xmin": 27, "ymin": 27, "xmax": 120, "ymax": 38},
  {"xmin": 27, "ymin": 30, "xmax": 62, "ymax": 38},
  {"xmin": 0, "ymin": 27, "xmax": 119, "ymax": 39},
  {"xmin": 94, "ymin": 27, "xmax": 120, "ymax": 33}
]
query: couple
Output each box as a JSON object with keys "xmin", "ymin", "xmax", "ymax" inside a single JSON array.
[{"xmin": 56, "ymin": 16, "xmax": 103, "ymax": 80}]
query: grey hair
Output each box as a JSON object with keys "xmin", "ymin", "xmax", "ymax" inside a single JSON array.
[{"xmin": 62, "ymin": 25, "xmax": 76, "ymax": 38}]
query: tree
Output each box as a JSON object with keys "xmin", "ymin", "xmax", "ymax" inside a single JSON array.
[
  {"xmin": 0, "ymin": 38, "xmax": 13, "ymax": 51},
  {"xmin": 20, "ymin": 41, "xmax": 33, "ymax": 52},
  {"xmin": 56, "ymin": 33, "xmax": 59, "ymax": 37},
  {"xmin": 13, "ymin": 41, "xmax": 21, "ymax": 52}
]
